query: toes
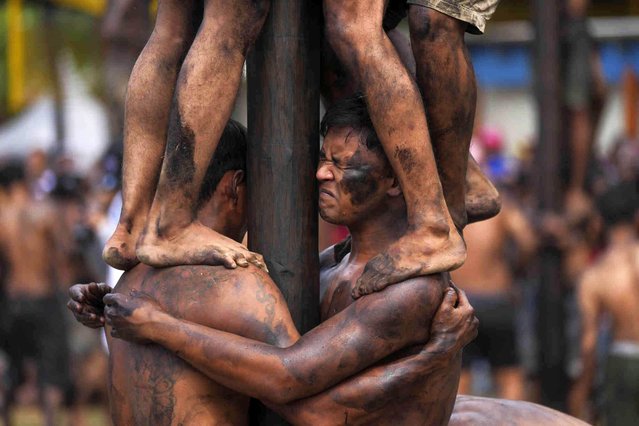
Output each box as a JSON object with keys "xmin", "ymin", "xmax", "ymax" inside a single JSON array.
[
  {"xmin": 247, "ymin": 253, "xmax": 268, "ymax": 272},
  {"xmin": 234, "ymin": 253, "xmax": 249, "ymax": 268},
  {"xmin": 221, "ymin": 254, "xmax": 238, "ymax": 269}
]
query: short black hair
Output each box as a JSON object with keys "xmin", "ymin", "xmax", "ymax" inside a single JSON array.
[
  {"xmin": 0, "ymin": 159, "xmax": 26, "ymax": 189},
  {"xmin": 596, "ymin": 181, "xmax": 638, "ymax": 227},
  {"xmin": 197, "ymin": 119, "xmax": 247, "ymax": 207},
  {"xmin": 320, "ymin": 93, "xmax": 383, "ymax": 154}
]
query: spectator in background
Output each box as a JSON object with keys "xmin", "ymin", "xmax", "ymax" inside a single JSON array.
[
  {"xmin": 453, "ymin": 145, "xmax": 537, "ymax": 399},
  {"xmin": 569, "ymin": 182, "xmax": 639, "ymax": 425},
  {"xmin": 0, "ymin": 161, "xmax": 70, "ymax": 426}
]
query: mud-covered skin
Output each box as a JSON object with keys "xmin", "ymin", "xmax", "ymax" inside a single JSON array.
[
  {"xmin": 323, "ymin": 0, "xmax": 467, "ymax": 297},
  {"xmin": 106, "ymin": 264, "xmax": 297, "ymax": 426},
  {"xmin": 135, "ymin": 0, "xmax": 269, "ymax": 271},
  {"xmin": 72, "ymin": 267, "xmax": 476, "ymax": 425},
  {"xmin": 105, "ymin": 129, "xmax": 468, "ymax": 425},
  {"xmin": 102, "ymin": 0, "xmax": 202, "ymax": 271},
  {"xmin": 105, "ymin": 0, "xmax": 269, "ymax": 271},
  {"xmin": 320, "ymin": 29, "xmax": 501, "ymax": 226},
  {"xmin": 409, "ymin": 5, "xmax": 477, "ymax": 231}
]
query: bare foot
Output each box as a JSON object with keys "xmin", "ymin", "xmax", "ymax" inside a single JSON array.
[
  {"xmin": 353, "ymin": 223, "xmax": 466, "ymax": 298},
  {"xmin": 103, "ymin": 222, "xmax": 142, "ymax": 271},
  {"xmin": 465, "ymin": 157, "xmax": 501, "ymax": 224},
  {"xmin": 136, "ymin": 220, "xmax": 267, "ymax": 270}
]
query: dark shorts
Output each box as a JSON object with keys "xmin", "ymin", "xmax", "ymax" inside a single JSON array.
[
  {"xmin": 4, "ymin": 295, "xmax": 70, "ymax": 390},
  {"xmin": 603, "ymin": 349, "xmax": 639, "ymax": 426},
  {"xmin": 462, "ymin": 293, "xmax": 519, "ymax": 369}
]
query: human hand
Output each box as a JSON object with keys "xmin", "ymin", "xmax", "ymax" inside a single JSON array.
[
  {"xmin": 67, "ymin": 282, "xmax": 112, "ymax": 328},
  {"xmin": 427, "ymin": 283, "xmax": 478, "ymax": 355},
  {"xmin": 104, "ymin": 290, "xmax": 166, "ymax": 344}
]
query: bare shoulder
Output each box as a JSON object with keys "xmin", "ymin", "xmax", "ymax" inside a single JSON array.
[
  {"xmin": 133, "ymin": 265, "xmax": 299, "ymax": 346},
  {"xmin": 451, "ymin": 396, "xmax": 588, "ymax": 426},
  {"xmin": 381, "ymin": 274, "xmax": 447, "ymax": 306},
  {"xmin": 353, "ymin": 274, "xmax": 447, "ymax": 336}
]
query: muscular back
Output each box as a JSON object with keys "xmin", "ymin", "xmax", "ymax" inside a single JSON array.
[
  {"xmin": 108, "ymin": 264, "xmax": 297, "ymax": 426},
  {"xmin": 453, "ymin": 198, "xmax": 535, "ymax": 294},
  {"xmin": 582, "ymin": 242, "xmax": 639, "ymax": 342},
  {"xmin": 0, "ymin": 200, "xmax": 58, "ymax": 298}
]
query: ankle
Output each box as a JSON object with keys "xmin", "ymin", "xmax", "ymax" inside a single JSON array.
[
  {"xmin": 410, "ymin": 218, "xmax": 451, "ymax": 238},
  {"xmin": 145, "ymin": 213, "xmax": 194, "ymax": 240}
]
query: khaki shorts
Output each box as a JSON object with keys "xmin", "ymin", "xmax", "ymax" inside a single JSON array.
[{"xmin": 407, "ymin": 0, "xmax": 500, "ymax": 34}]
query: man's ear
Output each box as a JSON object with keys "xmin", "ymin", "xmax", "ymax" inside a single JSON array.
[
  {"xmin": 231, "ymin": 170, "xmax": 245, "ymax": 203},
  {"xmin": 386, "ymin": 176, "xmax": 402, "ymax": 197}
]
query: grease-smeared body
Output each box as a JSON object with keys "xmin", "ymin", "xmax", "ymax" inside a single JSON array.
[{"xmin": 107, "ymin": 264, "xmax": 296, "ymax": 426}]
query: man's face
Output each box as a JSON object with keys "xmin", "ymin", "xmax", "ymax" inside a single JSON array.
[{"xmin": 317, "ymin": 127, "xmax": 393, "ymax": 226}]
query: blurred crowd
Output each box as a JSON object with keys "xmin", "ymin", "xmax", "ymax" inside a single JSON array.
[
  {"xmin": 0, "ymin": 148, "xmax": 123, "ymax": 425},
  {"xmin": 0, "ymin": 109, "xmax": 636, "ymax": 424},
  {"xmin": 0, "ymin": 0, "xmax": 638, "ymax": 425}
]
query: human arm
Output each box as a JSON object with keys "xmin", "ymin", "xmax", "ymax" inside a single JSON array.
[
  {"xmin": 105, "ymin": 275, "xmax": 444, "ymax": 404},
  {"xmin": 67, "ymin": 282, "xmax": 112, "ymax": 328},
  {"xmin": 502, "ymin": 197, "xmax": 538, "ymax": 263},
  {"xmin": 568, "ymin": 272, "xmax": 600, "ymax": 421},
  {"xmin": 269, "ymin": 285, "xmax": 477, "ymax": 424}
]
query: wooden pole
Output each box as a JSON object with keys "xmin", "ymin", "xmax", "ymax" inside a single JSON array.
[
  {"xmin": 246, "ymin": 1, "xmax": 321, "ymax": 423},
  {"xmin": 533, "ymin": 0, "xmax": 568, "ymax": 410}
]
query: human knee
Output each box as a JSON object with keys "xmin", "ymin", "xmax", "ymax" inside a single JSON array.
[
  {"xmin": 202, "ymin": 0, "xmax": 270, "ymax": 44},
  {"xmin": 324, "ymin": 1, "xmax": 380, "ymax": 53},
  {"xmin": 147, "ymin": 25, "xmax": 194, "ymax": 61},
  {"xmin": 408, "ymin": 6, "xmax": 465, "ymax": 45}
]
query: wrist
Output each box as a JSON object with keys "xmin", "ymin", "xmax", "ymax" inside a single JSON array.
[
  {"xmin": 145, "ymin": 310, "xmax": 173, "ymax": 342},
  {"xmin": 421, "ymin": 337, "xmax": 454, "ymax": 367}
]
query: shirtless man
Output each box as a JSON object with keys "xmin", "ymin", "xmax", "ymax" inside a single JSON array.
[
  {"xmin": 102, "ymin": 96, "xmax": 588, "ymax": 426},
  {"xmin": 71, "ymin": 116, "xmax": 476, "ymax": 424},
  {"xmin": 0, "ymin": 162, "xmax": 70, "ymax": 426},
  {"xmin": 104, "ymin": 0, "xmax": 500, "ymax": 293},
  {"xmin": 569, "ymin": 181, "xmax": 639, "ymax": 425},
  {"xmin": 323, "ymin": 0, "xmax": 501, "ymax": 295},
  {"xmin": 452, "ymin": 193, "xmax": 537, "ymax": 399}
]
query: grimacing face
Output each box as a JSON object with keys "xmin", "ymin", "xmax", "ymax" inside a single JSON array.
[{"xmin": 316, "ymin": 127, "xmax": 394, "ymax": 226}]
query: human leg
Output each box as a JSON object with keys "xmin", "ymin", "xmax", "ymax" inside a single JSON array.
[
  {"xmin": 408, "ymin": 6, "xmax": 474, "ymax": 230},
  {"xmin": 103, "ymin": 0, "xmax": 202, "ymax": 270},
  {"xmin": 324, "ymin": 0, "xmax": 465, "ymax": 297},
  {"xmin": 320, "ymin": 22, "xmax": 500, "ymax": 225},
  {"xmin": 136, "ymin": 0, "xmax": 269, "ymax": 268}
]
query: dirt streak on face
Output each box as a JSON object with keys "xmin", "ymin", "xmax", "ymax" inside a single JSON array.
[{"xmin": 340, "ymin": 148, "xmax": 380, "ymax": 206}]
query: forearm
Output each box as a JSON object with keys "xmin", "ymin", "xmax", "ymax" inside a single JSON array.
[
  {"xmin": 148, "ymin": 312, "xmax": 406, "ymax": 404},
  {"xmin": 270, "ymin": 342, "xmax": 456, "ymax": 424}
]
